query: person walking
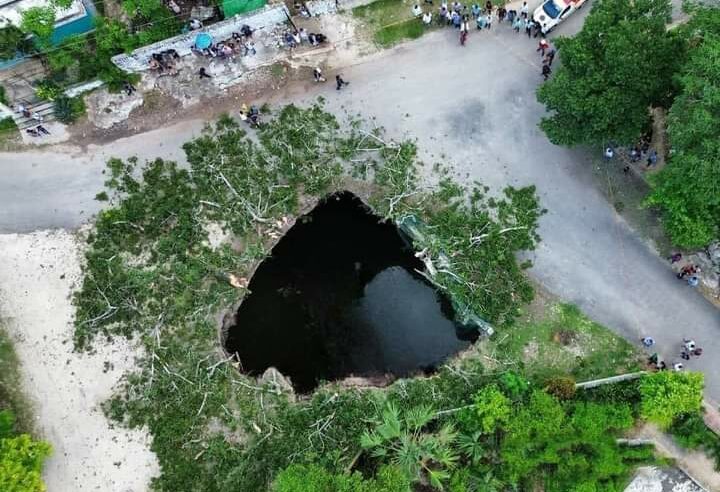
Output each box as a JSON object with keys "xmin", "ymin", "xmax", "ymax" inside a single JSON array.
[
  {"xmin": 336, "ymin": 74, "xmax": 349, "ymax": 90},
  {"xmin": 512, "ymin": 14, "xmax": 522, "ymax": 32},
  {"xmin": 199, "ymin": 67, "xmax": 212, "ymax": 79},
  {"xmin": 544, "ymin": 47, "xmax": 556, "ymax": 66},
  {"xmin": 485, "ymin": 12, "xmax": 492, "ymax": 28},
  {"xmin": 520, "ymin": 0, "xmax": 528, "ymax": 16},
  {"xmin": 542, "ymin": 63, "xmax": 552, "ymax": 80},
  {"xmin": 641, "ymin": 336, "xmax": 655, "ymax": 348},
  {"xmin": 537, "ymin": 38, "xmax": 549, "ymax": 56},
  {"xmin": 525, "ymin": 19, "xmax": 535, "ymax": 37}
]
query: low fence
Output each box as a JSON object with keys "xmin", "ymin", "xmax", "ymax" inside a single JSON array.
[
  {"xmin": 575, "ymin": 371, "xmax": 648, "ymax": 389},
  {"xmin": 111, "ymin": 4, "xmax": 290, "ymax": 73}
]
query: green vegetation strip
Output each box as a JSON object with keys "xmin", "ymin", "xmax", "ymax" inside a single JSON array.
[
  {"xmin": 354, "ymin": 0, "xmax": 436, "ymax": 47},
  {"xmin": 0, "ymin": 325, "xmax": 52, "ymax": 491}
]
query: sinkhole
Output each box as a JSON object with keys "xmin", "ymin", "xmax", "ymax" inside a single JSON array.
[{"xmin": 223, "ymin": 192, "xmax": 477, "ymax": 393}]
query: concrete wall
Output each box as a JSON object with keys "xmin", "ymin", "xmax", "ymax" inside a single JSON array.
[{"xmin": 111, "ymin": 4, "xmax": 290, "ymax": 73}]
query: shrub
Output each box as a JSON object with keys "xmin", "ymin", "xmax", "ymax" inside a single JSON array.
[
  {"xmin": 53, "ymin": 95, "xmax": 85, "ymax": 124},
  {"xmin": 545, "ymin": 376, "xmax": 576, "ymax": 400},
  {"xmin": 0, "ymin": 26, "xmax": 31, "ymax": 60},
  {"xmin": 35, "ymin": 80, "xmax": 63, "ymax": 101},
  {"xmin": 640, "ymin": 372, "xmax": 704, "ymax": 429},
  {"xmin": 0, "ymin": 117, "xmax": 17, "ymax": 134},
  {"xmin": 0, "ymin": 410, "xmax": 52, "ymax": 492},
  {"xmin": 273, "ymin": 464, "xmax": 410, "ymax": 492}
]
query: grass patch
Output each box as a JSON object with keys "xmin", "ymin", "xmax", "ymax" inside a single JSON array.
[
  {"xmin": 490, "ymin": 301, "xmax": 643, "ymax": 383},
  {"xmin": 376, "ymin": 18, "xmax": 426, "ymax": 46},
  {"xmin": 0, "ymin": 324, "xmax": 32, "ymax": 433},
  {"xmin": 353, "ymin": 0, "xmax": 435, "ymax": 47}
]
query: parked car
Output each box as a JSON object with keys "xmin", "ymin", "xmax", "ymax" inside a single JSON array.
[{"xmin": 533, "ymin": 0, "xmax": 588, "ymax": 33}]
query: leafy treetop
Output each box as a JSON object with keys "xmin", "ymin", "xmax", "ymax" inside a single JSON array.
[{"xmin": 537, "ymin": 0, "xmax": 680, "ymax": 146}]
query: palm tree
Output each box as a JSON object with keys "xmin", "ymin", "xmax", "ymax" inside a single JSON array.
[{"xmin": 360, "ymin": 402, "xmax": 459, "ymax": 490}]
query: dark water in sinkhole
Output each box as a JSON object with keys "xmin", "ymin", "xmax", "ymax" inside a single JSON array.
[{"xmin": 223, "ymin": 192, "xmax": 476, "ymax": 393}]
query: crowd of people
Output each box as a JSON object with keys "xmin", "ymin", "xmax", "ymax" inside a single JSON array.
[
  {"xmin": 642, "ymin": 336, "xmax": 703, "ymax": 372},
  {"xmin": 410, "ymin": 0, "xmax": 557, "ymax": 78}
]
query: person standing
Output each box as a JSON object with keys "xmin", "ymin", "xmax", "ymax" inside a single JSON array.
[
  {"xmin": 604, "ymin": 146, "xmax": 614, "ymax": 160},
  {"xmin": 498, "ymin": 6, "xmax": 506, "ymax": 21},
  {"xmin": 485, "ymin": 12, "xmax": 493, "ymax": 28},
  {"xmin": 525, "ymin": 18, "xmax": 535, "ymax": 37},
  {"xmin": 545, "ymin": 47, "xmax": 556, "ymax": 66},
  {"xmin": 199, "ymin": 67, "xmax": 212, "ymax": 79},
  {"xmin": 336, "ymin": 74, "xmax": 349, "ymax": 90},
  {"xmin": 520, "ymin": 1, "xmax": 528, "ymax": 16}
]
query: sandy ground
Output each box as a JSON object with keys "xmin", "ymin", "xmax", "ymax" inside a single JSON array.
[{"xmin": 0, "ymin": 230, "xmax": 158, "ymax": 491}]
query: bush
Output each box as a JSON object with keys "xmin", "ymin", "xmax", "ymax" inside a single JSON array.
[
  {"xmin": 53, "ymin": 95, "xmax": 85, "ymax": 124},
  {"xmin": 545, "ymin": 376, "xmax": 576, "ymax": 400},
  {"xmin": 35, "ymin": 80, "xmax": 63, "ymax": 101},
  {"xmin": 0, "ymin": 117, "xmax": 17, "ymax": 134},
  {"xmin": 0, "ymin": 410, "xmax": 52, "ymax": 492},
  {"xmin": 0, "ymin": 26, "xmax": 31, "ymax": 60},
  {"xmin": 640, "ymin": 372, "xmax": 704, "ymax": 429}
]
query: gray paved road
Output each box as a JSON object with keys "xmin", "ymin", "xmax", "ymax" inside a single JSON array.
[{"xmin": 1, "ymin": 12, "xmax": 718, "ymax": 403}]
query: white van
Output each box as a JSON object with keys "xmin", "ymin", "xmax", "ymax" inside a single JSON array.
[{"xmin": 533, "ymin": 0, "xmax": 588, "ymax": 33}]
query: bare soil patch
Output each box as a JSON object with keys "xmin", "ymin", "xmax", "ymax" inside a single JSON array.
[{"xmin": 0, "ymin": 230, "xmax": 158, "ymax": 491}]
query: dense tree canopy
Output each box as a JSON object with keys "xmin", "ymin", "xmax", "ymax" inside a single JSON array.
[
  {"xmin": 20, "ymin": 7, "xmax": 56, "ymax": 44},
  {"xmin": 0, "ymin": 26, "xmax": 31, "ymax": 60},
  {"xmin": 646, "ymin": 7, "xmax": 720, "ymax": 247},
  {"xmin": 537, "ymin": 0, "xmax": 680, "ymax": 146}
]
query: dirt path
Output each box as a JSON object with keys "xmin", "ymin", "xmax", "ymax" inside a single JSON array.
[{"xmin": 0, "ymin": 231, "xmax": 158, "ymax": 491}]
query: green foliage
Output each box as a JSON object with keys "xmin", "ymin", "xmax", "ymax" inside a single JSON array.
[
  {"xmin": 361, "ymin": 402, "xmax": 458, "ymax": 490},
  {"xmin": 500, "ymin": 390, "xmax": 641, "ymax": 490},
  {"xmin": 0, "ymin": 26, "xmax": 31, "ymax": 60},
  {"xmin": 498, "ymin": 372, "xmax": 530, "ymax": 400},
  {"xmin": 537, "ymin": 0, "xmax": 679, "ymax": 146},
  {"xmin": 51, "ymin": 0, "xmax": 73, "ymax": 8},
  {"xmin": 378, "ymin": 174, "xmax": 543, "ymax": 327},
  {"xmin": 53, "ymin": 95, "xmax": 85, "ymax": 123},
  {"xmin": 640, "ymin": 371, "xmax": 704, "ymax": 429},
  {"xmin": 0, "ymin": 411, "xmax": 52, "ymax": 492},
  {"xmin": 0, "ymin": 117, "xmax": 17, "ymax": 134},
  {"xmin": 34, "ymin": 80, "xmax": 62, "ymax": 101},
  {"xmin": 645, "ymin": 7, "xmax": 720, "ymax": 247},
  {"xmin": 20, "ymin": 6, "xmax": 56, "ymax": 44},
  {"xmin": 273, "ymin": 464, "xmax": 410, "ymax": 492},
  {"xmin": 668, "ymin": 412, "xmax": 720, "ymax": 469},
  {"xmin": 468, "ymin": 385, "xmax": 511, "ymax": 434}
]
